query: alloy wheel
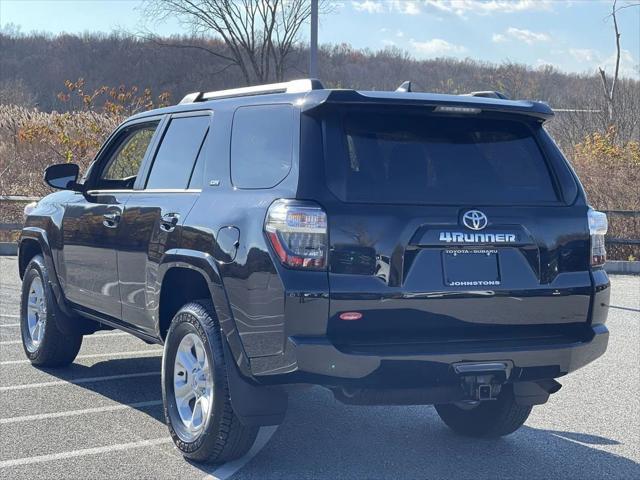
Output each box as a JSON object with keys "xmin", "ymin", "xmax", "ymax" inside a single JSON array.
[
  {"xmin": 171, "ymin": 333, "xmax": 214, "ymax": 442},
  {"xmin": 25, "ymin": 275, "xmax": 47, "ymax": 352}
]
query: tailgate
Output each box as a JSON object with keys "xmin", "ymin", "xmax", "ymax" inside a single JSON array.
[
  {"xmin": 317, "ymin": 107, "xmax": 592, "ymax": 345},
  {"xmin": 327, "ymin": 204, "xmax": 592, "ymax": 344}
]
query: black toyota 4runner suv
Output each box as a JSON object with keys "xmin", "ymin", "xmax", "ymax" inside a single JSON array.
[{"xmin": 19, "ymin": 79, "xmax": 610, "ymax": 463}]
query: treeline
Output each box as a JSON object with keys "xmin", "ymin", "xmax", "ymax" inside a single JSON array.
[{"xmin": 1, "ymin": 32, "xmax": 638, "ymax": 110}]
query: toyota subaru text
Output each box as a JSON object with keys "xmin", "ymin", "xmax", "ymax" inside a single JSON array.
[{"xmin": 18, "ymin": 79, "xmax": 610, "ymax": 463}]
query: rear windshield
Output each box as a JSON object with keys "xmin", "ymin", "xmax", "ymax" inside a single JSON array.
[{"xmin": 324, "ymin": 111, "xmax": 558, "ymax": 205}]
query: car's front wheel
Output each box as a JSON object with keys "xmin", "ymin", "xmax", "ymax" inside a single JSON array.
[
  {"xmin": 434, "ymin": 385, "xmax": 532, "ymax": 438},
  {"xmin": 20, "ymin": 254, "xmax": 83, "ymax": 366},
  {"xmin": 162, "ymin": 300, "xmax": 258, "ymax": 463}
]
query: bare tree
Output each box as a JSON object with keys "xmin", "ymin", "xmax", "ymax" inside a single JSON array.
[
  {"xmin": 598, "ymin": 0, "xmax": 640, "ymax": 122},
  {"xmin": 143, "ymin": 0, "xmax": 326, "ymax": 84}
]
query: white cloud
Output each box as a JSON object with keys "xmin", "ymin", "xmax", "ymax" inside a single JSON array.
[
  {"xmin": 600, "ymin": 50, "xmax": 639, "ymax": 79},
  {"xmin": 396, "ymin": 30, "xmax": 405, "ymax": 38},
  {"xmin": 352, "ymin": 1, "xmax": 421, "ymax": 15},
  {"xmin": 566, "ymin": 48, "xmax": 639, "ymax": 79},
  {"xmin": 569, "ymin": 48, "xmax": 598, "ymax": 63},
  {"xmin": 409, "ymin": 38, "xmax": 467, "ymax": 56},
  {"xmin": 393, "ymin": 1, "xmax": 421, "ymax": 15},
  {"xmin": 352, "ymin": 1, "xmax": 384, "ymax": 13},
  {"xmin": 492, "ymin": 27, "xmax": 551, "ymax": 45},
  {"xmin": 424, "ymin": 0, "xmax": 553, "ymax": 17}
]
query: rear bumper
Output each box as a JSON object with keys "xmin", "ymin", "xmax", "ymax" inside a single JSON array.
[{"xmin": 277, "ymin": 324, "xmax": 608, "ymax": 387}]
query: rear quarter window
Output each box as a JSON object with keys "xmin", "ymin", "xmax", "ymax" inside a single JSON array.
[
  {"xmin": 146, "ymin": 115, "xmax": 210, "ymax": 190},
  {"xmin": 231, "ymin": 104, "xmax": 294, "ymax": 189},
  {"xmin": 325, "ymin": 111, "xmax": 559, "ymax": 205}
]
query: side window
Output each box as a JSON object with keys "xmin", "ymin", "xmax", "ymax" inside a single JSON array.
[
  {"xmin": 98, "ymin": 123, "xmax": 158, "ymax": 189},
  {"xmin": 231, "ymin": 105, "xmax": 294, "ymax": 189},
  {"xmin": 146, "ymin": 115, "xmax": 210, "ymax": 189}
]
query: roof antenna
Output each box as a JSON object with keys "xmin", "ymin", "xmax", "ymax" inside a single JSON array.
[{"xmin": 396, "ymin": 81, "xmax": 412, "ymax": 93}]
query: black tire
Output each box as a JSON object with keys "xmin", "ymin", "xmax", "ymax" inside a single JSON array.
[
  {"xmin": 20, "ymin": 255, "xmax": 83, "ymax": 367},
  {"xmin": 435, "ymin": 385, "xmax": 532, "ymax": 438},
  {"xmin": 162, "ymin": 300, "xmax": 258, "ymax": 463}
]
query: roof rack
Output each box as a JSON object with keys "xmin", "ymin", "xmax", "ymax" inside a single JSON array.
[
  {"xmin": 396, "ymin": 81, "xmax": 412, "ymax": 92},
  {"xmin": 179, "ymin": 78, "xmax": 325, "ymax": 104},
  {"xmin": 462, "ymin": 91, "xmax": 510, "ymax": 100},
  {"xmin": 391, "ymin": 82, "xmax": 510, "ymax": 100}
]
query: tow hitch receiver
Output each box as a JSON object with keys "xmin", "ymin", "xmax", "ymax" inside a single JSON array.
[{"xmin": 453, "ymin": 361, "xmax": 513, "ymax": 402}]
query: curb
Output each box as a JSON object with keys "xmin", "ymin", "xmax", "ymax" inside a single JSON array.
[{"xmin": 604, "ymin": 261, "xmax": 640, "ymax": 275}]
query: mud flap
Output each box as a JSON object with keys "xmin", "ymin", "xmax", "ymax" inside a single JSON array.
[
  {"xmin": 223, "ymin": 341, "xmax": 288, "ymax": 426},
  {"xmin": 51, "ymin": 301, "xmax": 100, "ymax": 336}
]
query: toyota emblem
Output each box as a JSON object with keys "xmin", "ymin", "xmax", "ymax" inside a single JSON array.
[{"xmin": 462, "ymin": 210, "xmax": 488, "ymax": 230}]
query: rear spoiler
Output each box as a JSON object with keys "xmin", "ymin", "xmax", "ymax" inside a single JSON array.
[{"xmin": 301, "ymin": 89, "xmax": 554, "ymax": 122}]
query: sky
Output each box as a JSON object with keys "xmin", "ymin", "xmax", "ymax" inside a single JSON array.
[{"xmin": 1, "ymin": 0, "xmax": 639, "ymax": 78}]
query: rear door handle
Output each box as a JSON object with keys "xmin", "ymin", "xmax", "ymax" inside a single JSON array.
[
  {"xmin": 102, "ymin": 211, "xmax": 121, "ymax": 228},
  {"xmin": 160, "ymin": 213, "xmax": 180, "ymax": 233}
]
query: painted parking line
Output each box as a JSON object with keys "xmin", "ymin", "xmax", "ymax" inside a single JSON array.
[
  {"xmin": 0, "ymin": 314, "xmax": 20, "ymax": 318},
  {"xmin": 0, "ymin": 331, "xmax": 130, "ymax": 345},
  {"xmin": 0, "ymin": 349, "xmax": 163, "ymax": 366},
  {"xmin": 203, "ymin": 426, "xmax": 279, "ymax": 480},
  {"xmin": 0, "ymin": 371, "xmax": 160, "ymax": 392},
  {"xmin": 0, "ymin": 323, "xmax": 19, "ymax": 328},
  {"xmin": 0, "ymin": 399, "xmax": 163, "ymax": 424},
  {"xmin": 0, "ymin": 437, "xmax": 172, "ymax": 469}
]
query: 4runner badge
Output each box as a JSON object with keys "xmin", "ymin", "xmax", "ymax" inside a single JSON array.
[{"xmin": 439, "ymin": 232, "xmax": 517, "ymax": 243}]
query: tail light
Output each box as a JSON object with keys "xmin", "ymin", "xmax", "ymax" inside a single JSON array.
[
  {"xmin": 588, "ymin": 208, "xmax": 608, "ymax": 267},
  {"xmin": 265, "ymin": 199, "xmax": 328, "ymax": 270}
]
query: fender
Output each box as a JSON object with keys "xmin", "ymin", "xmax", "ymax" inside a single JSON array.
[
  {"xmin": 18, "ymin": 228, "xmax": 94, "ymax": 335},
  {"xmin": 20, "ymin": 228, "xmax": 71, "ymax": 316},
  {"xmin": 158, "ymin": 248, "xmax": 252, "ymax": 378},
  {"xmin": 158, "ymin": 249, "xmax": 287, "ymax": 425}
]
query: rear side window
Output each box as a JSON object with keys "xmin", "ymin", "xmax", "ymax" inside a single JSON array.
[
  {"xmin": 146, "ymin": 115, "xmax": 209, "ymax": 189},
  {"xmin": 325, "ymin": 111, "xmax": 558, "ymax": 205},
  {"xmin": 231, "ymin": 105, "xmax": 294, "ymax": 189}
]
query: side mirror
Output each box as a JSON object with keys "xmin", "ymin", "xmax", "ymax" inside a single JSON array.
[{"xmin": 44, "ymin": 163, "xmax": 82, "ymax": 191}]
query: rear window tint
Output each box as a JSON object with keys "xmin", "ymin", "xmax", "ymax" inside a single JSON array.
[
  {"xmin": 325, "ymin": 111, "xmax": 558, "ymax": 205},
  {"xmin": 231, "ymin": 105, "xmax": 294, "ymax": 189},
  {"xmin": 146, "ymin": 115, "xmax": 209, "ymax": 189}
]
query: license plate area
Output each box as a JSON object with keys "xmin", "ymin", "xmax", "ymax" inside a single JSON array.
[{"xmin": 443, "ymin": 249, "xmax": 501, "ymax": 287}]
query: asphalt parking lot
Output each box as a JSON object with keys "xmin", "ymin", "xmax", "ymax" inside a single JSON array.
[{"xmin": 0, "ymin": 255, "xmax": 638, "ymax": 479}]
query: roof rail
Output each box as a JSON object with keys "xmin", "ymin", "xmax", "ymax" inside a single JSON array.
[
  {"xmin": 179, "ymin": 78, "xmax": 325, "ymax": 104},
  {"xmin": 462, "ymin": 91, "xmax": 510, "ymax": 100}
]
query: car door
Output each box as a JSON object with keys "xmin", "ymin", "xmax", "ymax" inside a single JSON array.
[
  {"xmin": 60, "ymin": 118, "xmax": 163, "ymax": 319},
  {"xmin": 116, "ymin": 112, "xmax": 211, "ymax": 335}
]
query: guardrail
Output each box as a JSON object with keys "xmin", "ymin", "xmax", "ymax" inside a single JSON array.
[
  {"xmin": 601, "ymin": 210, "xmax": 640, "ymax": 247},
  {"xmin": 0, "ymin": 195, "xmax": 40, "ymax": 202},
  {"xmin": 0, "ymin": 223, "xmax": 23, "ymax": 231}
]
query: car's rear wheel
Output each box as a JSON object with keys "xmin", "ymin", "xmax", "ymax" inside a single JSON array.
[
  {"xmin": 434, "ymin": 385, "xmax": 532, "ymax": 438},
  {"xmin": 162, "ymin": 300, "xmax": 258, "ymax": 463},
  {"xmin": 20, "ymin": 255, "xmax": 83, "ymax": 366}
]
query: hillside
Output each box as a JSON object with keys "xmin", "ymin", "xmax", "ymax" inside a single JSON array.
[{"xmin": 2, "ymin": 32, "xmax": 638, "ymax": 114}]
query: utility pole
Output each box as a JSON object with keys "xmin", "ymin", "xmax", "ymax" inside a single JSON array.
[{"xmin": 309, "ymin": 0, "xmax": 318, "ymax": 78}]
